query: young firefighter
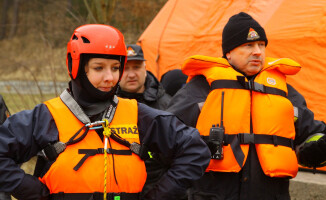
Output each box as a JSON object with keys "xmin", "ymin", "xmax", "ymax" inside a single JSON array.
[
  {"xmin": 167, "ymin": 12, "xmax": 326, "ymax": 200},
  {"xmin": 0, "ymin": 24, "xmax": 211, "ymax": 200}
]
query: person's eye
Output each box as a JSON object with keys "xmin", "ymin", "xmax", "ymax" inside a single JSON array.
[
  {"xmin": 136, "ymin": 65, "xmax": 142, "ymax": 69},
  {"xmin": 94, "ymin": 66, "xmax": 103, "ymax": 71},
  {"xmin": 112, "ymin": 66, "xmax": 120, "ymax": 71}
]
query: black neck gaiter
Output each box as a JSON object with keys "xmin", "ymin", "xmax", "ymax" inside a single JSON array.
[{"xmin": 117, "ymin": 88, "xmax": 145, "ymax": 103}]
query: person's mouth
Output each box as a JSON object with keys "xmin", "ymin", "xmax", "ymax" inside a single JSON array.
[
  {"xmin": 98, "ymin": 87, "xmax": 112, "ymax": 92},
  {"xmin": 128, "ymin": 80, "xmax": 137, "ymax": 84},
  {"xmin": 249, "ymin": 59, "xmax": 262, "ymax": 65}
]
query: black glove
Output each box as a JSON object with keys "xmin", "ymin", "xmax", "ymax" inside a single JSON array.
[
  {"xmin": 142, "ymin": 174, "xmax": 188, "ymax": 200},
  {"xmin": 12, "ymin": 174, "xmax": 49, "ymax": 200},
  {"xmin": 205, "ymin": 140, "xmax": 218, "ymax": 156},
  {"xmin": 298, "ymin": 134, "xmax": 326, "ymax": 168}
]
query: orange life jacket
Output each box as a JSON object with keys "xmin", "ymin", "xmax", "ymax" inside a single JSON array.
[
  {"xmin": 183, "ymin": 55, "xmax": 301, "ymax": 178},
  {"xmin": 41, "ymin": 95, "xmax": 146, "ymax": 194}
]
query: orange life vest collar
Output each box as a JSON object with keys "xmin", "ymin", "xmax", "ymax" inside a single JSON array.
[{"xmin": 182, "ymin": 55, "xmax": 301, "ymax": 83}]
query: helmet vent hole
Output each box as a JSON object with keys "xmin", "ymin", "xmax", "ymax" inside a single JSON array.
[
  {"xmin": 72, "ymin": 34, "xmax": 78, "ymax": 40},
  {"xmin": 81, "ymin": 37, "xmax": 90, "ymax": 43}
]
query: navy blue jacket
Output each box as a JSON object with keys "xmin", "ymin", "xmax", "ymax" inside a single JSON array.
[{"xmin": 117, "ymin": 71, "xmax": 171, "ymax": 110}]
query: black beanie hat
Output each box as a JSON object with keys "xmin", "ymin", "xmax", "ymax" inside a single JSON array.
[{"xmin": 222, "ymin": 12, "xmax": 268, "ymax": 57}]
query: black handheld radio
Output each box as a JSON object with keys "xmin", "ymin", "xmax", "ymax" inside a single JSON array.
[{"xmin": 209, "ymin": 91, "xmax": 225, "ymax": 159}]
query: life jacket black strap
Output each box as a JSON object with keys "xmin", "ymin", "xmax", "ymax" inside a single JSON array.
[
  {"xmin": 66, "ymin": 126, "xmax": 90, "ymax": 146},
  {"xmin": 110, "ymin": 132, "xmax": 150, "ymax": 161},
  {"xmin": 41, "ymin": 126, "xmax": 90, "ymax": 161},
  {"xmin": 73, "ymin": 148, "xmax": 132, "ymax": 171},
  {"xmin": 202, "ymin": 133, "xmax": 294, "ymax": 167},
  {"xmin": 201, "ymin": 134, "xmax": 245, "ymax": 166},
  {"xmin": 211, "ymin": 79, "xmax": 244, "ymax": 90},
  {"xmin": 210, "ymin": 78, "xmax": 287, "ymax": 97},
  {"xmin": 202, "ymin": 134, "xmax": 294, "ymax": 149},
  {"xmin": 231, "ymin": 133, "xmax": 295, "ymax": 149},
  {"xmin": 50, "ymin": 192, "xmax": 140, "ymax": 200},
  {"xmin": 42, "ymin": 142, "xmax": 67, "ymax": 161},
  {"xmin": 229, "ymin": 134, "xmax": 245, "ymax": 167}
]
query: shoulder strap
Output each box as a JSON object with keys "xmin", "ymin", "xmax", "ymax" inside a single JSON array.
[
  {"xmin": 60, "ymin": 89, "xmax": 90, "ymax": 124},
  {"xmin": 41, "ymin": 92, "xmax": 119, "ymax": 161},
  {"xmin": 42, "ymin": 95, "xmax": 148, "ymax": 165},
  {"xmin": 210, "ymin": 76, "xmax": 287, "ymax": 97}
]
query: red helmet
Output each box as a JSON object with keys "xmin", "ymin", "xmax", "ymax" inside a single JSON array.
[{"xmin": 66, "ymin": 24, "xmax": 127, "ymax": 79}]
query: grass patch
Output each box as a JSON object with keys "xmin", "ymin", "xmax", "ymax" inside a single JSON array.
[{"xmin": 2, "ymin": 93, "xmax": 59, "ymax": 114}]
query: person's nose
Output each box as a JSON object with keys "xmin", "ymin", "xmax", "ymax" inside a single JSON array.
[
  {"xmin": 104, "ymin": 70, "xmax": 114, "ymax": 82},
  {"xmin": 252, "ymin": 44, "xmax": 262, "ymax": 56},
  {"xmin": 127, "ymin": 70, "xmax": 136, "ymax": 78}
]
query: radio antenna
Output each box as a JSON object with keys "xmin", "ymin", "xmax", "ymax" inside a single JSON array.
[{"xmin": 220, "ymin": 91, "xmax": 225, "ymax": 128}]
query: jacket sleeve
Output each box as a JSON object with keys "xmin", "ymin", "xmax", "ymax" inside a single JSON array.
[
  {"xmin": 166, "ymin": 75, "xmax": 210, "ymax": 127},
  {"xmin": 0, "ymin": 103, "xmax": 58, "ymax": 199},
  {"xmin": 137, "ymin": 103, "xmax": 211, "ymax": 200},
  {"xmin": 287, "ymin": 84, "xmax": 326, "ymax": 145}
]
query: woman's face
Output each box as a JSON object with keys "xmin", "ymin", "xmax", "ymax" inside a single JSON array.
[{"xmin": 85, "ymin": 58, "xmax": 120, "ymax": 92}]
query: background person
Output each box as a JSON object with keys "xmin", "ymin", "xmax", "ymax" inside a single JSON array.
[
  {"xmin": 0, "ymin": 24, "xmax": 211, "ymax": 200},
  {"xmin": 116, "ymin": 44, "xmax": 174, "ymax": 198},
  {"xmin": 160, "ymin": 69, "xmax": 188, "ymax": 97},
  {"xmin": 117, "ymin": 44, "xmax": 171, "ymax": 110},
  {"xmin": 167, "ymin": 12, "xmax": 326, "ymax": 200}
]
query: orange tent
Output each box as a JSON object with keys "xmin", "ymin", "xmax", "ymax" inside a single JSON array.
[
  {"xmin": 139, "ymin": 0, "xmax": 326, "ymax": 122},
  {"xmin": 138, "ymin": 0, "xmax": 326, "ymax": 172}
]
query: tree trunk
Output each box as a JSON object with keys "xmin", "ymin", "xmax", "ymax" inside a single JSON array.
[
  {"xmin": 67, "ymin": 0, "xmax": 72, "ymax": 10},
  {"xmin": 9, "ymin": 0, "xmax": 21, "ymax": 38},
  {"xmin": 0, "ymin": 0, "xmax": 10, "ymax": 40},
  {"xmin": 106, "ymin": 0, "xmax": 116, "ymax": 23}
]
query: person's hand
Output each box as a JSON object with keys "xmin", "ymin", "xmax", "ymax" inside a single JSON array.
[
  {"xmin": 298, "ymin": 133, "xmax": 326, "ymax": 168},
  {"xmin": 204, "ymin": 140, "xmax": 218, "ymax": 156},
  {"xmin": 12, "ymin": 174, "xmax": 49, "ymax": 200}
]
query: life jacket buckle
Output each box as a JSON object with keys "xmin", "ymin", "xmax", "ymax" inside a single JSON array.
[
  {"xmin": 253, "ymin": 82, "xmax": 265, "ymax": 93},
  {"xmin": 239, "ymin": 133, "xmax": 255, "ymax": 144},
  {"xmin": 42, "ymin": 142, "xmax": 66, "ymax": 161},
  {"xmin": 272, "ymin": 135, "xmax": 278, "ymax": 147},
  {"xmin": 130, "ymin": 142, "xmax": 150, "ymax": 160},
  {"xmin": 130, "ymin": 142, "xmax": 141, "ymax": 154}
]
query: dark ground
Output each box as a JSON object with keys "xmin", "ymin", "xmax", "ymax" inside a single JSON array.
[{"xmin": 290, "ymin": 171, "xmax": 326, "ymax": 200}]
